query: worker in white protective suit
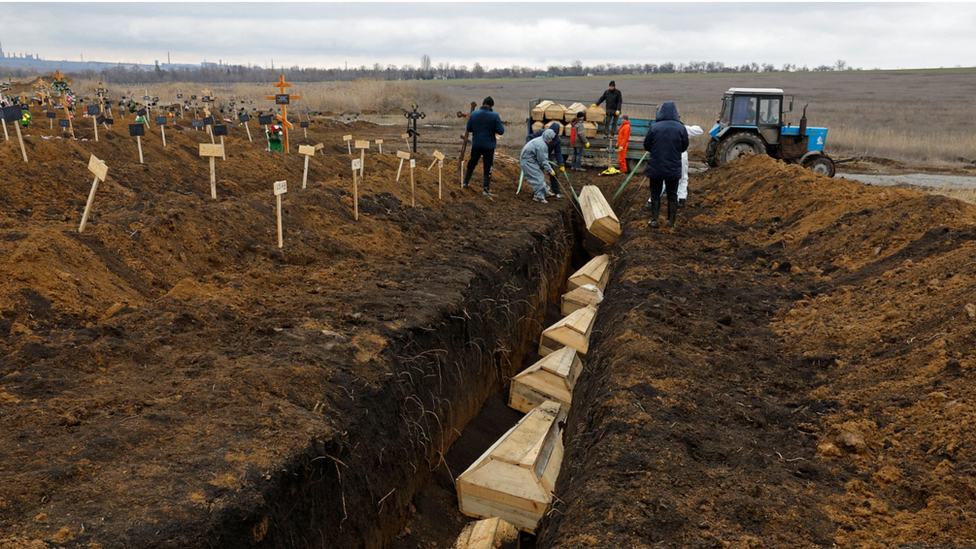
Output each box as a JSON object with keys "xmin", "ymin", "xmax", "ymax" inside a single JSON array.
[
  {"xmin": 677, "ymin": 124, "xmax": 704, "ymax": 207},
  {"xmin": 520, "ymin": 129, "xmax": 557, "ymax": 203}
]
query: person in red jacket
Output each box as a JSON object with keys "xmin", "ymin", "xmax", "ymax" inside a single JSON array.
[{"xmin": 616, "ymin": 115, "xmax": 631, "ymax": 171}]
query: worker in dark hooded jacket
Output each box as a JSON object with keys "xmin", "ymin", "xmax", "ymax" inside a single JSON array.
[
  {"xmin": 642, "ymin": 101, "xmax": 689, "ymax": 228},
  {"xmin": 463, "ymin": 96, "xmax": 506, "ymax": 196},
  {"xmin": 594, "ymin": 81, "xmax": 623, "ymax": 137},
  {"xmin": 525, "ymin": 122, "xmax": 565, "ymax": 198}
]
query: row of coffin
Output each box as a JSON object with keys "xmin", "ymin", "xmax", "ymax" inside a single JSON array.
[{"xmin": 453, "ymin": 253, "xmax": 611, "ymax": 546}]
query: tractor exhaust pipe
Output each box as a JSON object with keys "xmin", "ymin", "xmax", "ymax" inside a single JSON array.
[{"xmin": 799, "ymin": 104, "xmax": 808, "ymax": 136}]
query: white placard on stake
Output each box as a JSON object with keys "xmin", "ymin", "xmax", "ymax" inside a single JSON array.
[
  {"xmin": 351, "ymin": 159, "xmax": 360, "ymax": 221},
  {"xmin": 352, "ymin": 158, "xmax": 362, "ymax": 171},
  {"xmin": 343, "ymin": 134, "xmax": 353, "ymax": 154},
  {"xmin": 396, "ymin": 150, "xmax": 411, "ymax": 182},
  {"xmin": 375, "ymin": 139, "xmax": 383, "ymax": 153},
  {"xmin": 79, "ymin": 155, "xmax": 108, "ymax": 232},
  {"xmin": 409, "ymin": 159, "xmax": 416, "ymax": 207},
  {"xmin": 274, "ymin": 180, "xmax": 287, "ymax": 248}
]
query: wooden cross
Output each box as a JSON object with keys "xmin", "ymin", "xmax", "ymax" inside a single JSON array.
[{"xmin": 265, "ymin": 75, "xmax": 301, "ymax": 154}]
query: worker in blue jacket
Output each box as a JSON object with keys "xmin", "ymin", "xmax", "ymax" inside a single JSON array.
[
  {"xmin": 463, "ymin": 96, "xmax": 506, "ymax": 196},
  {"xmin": 525, "ymin": 122, "xmax": 565, "ymax": 199},
  {"xmin": 642, "ymin": 101, "xmax": 689, "ymax": 228}
]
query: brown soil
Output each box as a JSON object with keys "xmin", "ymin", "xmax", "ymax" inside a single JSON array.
[
  {"xmin": 537, "ymin": 155, "xmax": 976, "ymax": 548},
  {"xmin": 0, "ymin": 111, "xmax": 585, "ymax": 548}
]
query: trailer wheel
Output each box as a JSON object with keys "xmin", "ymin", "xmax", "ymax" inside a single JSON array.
[
  {"xmin": 718, "ymin": 132, "xmax": 766, "ymax": 164},
  {"xmin": 705, "ymin": 140, "xmax": 720, "ymax": 167},
  {"xmin": 803, "ymin": 154, "xmax": 836, "ymax": 177}
]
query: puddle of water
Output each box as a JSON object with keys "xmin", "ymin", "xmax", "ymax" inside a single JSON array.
[{"xmin": 841, "ymin": 173, "xmax": 976, "ymax": 190}]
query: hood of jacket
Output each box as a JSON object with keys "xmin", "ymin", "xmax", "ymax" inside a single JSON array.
[
  {"xmin": 656, "ymin": 101, "xmax": 680, "ymax": 122},
  {"xmin": 542, "ymin": 129, "xmax": 556, "ymax": 141}
]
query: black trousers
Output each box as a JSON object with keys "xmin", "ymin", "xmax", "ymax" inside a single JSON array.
[
  {"xmin": 649, "ymin": 178, "xmax": 679, "ymax": 208},
  {"xmin": 465, "ymin": 147, "xmax": 495, "ymax": 191}
]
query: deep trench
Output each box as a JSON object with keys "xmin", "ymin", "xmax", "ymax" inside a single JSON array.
[{"xmin": 197, "ymin": 201, "xmax": 590, "ymax": 548}]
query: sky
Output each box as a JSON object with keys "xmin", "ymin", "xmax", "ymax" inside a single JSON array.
[{"xmin": 0, "ymin": 2, "xmax": 974, "ymax": 71}]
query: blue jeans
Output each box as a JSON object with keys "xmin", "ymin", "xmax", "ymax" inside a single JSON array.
[{"xmin": 572, "ymin": 147, "xmax": 583, "ymax": 169}]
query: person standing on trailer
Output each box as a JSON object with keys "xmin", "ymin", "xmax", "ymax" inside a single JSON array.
[
  {"xmin": 594, "ymin": 80, "xmax": 623, "ymax": 137},
  {"xmin": 677, "ymin": 124, "xmax": 704, "ymax": 207},
  {"xmin": 525, "ymin": 122, "xmax": 565, "ymax": 199},
  {"xmin": 463, "ymin": 96, "xmax": 506, "ymax": 197},
  {"xmin": 643, "ymin": 101, "xmax": 689, "ymax": 229},
  {"xmin": 521, "ymin": 129, "xmax": 558, "ymax": 204},
  {"xmin": 616, "ymin": 115, "xmax": 631, "ymax": 171}
]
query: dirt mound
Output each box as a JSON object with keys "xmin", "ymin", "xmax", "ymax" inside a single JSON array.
[
  {"xmin": 538, "ymin": 155, "xmax": 976, "ymax": 548},
  {"xmin": 0, "ymin": 114, "xmax": 584, "ymax": 548}
]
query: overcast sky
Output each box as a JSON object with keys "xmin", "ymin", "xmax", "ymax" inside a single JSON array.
[{"xmin": 0, "ymin": 2, "xmax": 973, "ymax": 71}]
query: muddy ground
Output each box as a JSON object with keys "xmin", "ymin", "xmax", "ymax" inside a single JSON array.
[
  {"xmin": 3, "ymin": 104, "xmax": 976, "ymax": 549},
  {"xmin": 537, "ymin": 155, "xmax": 976, "ymax": 549}
]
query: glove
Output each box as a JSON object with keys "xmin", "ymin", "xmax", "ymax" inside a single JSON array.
[
  {"xmin": 549, "ymin": 171, "xmax": 556, "ymax": 177},
  {"xmin": 559, "ymin": 166, "xmax": 566, "ymax": 172},
  {"xmin": 590, "ymin": 104, "xmax": 597, "ymax": 107},
  {"xmin": 585, "ymin": 142, "xmax": 590, "ymax": 148},
  {"xmin": 615, "ymin": 110, "xmax": 620, "ymax": 116}
]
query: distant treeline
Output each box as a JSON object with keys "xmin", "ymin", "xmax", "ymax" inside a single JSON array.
[{"xmin": 2, "ymin": 58, "xmax": 860, "ymax": 85}]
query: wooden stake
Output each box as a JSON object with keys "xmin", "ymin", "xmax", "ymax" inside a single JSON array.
[
  {"xmin": 396, "ymin": 150, "xmax": 410, "ymax": 182},
  {"xmin": 355, "ymin": 140, "xmax": 369, "ymax": 178},
  {"xmin": 402, "ymin": 132, "xmax": 410, "ymax": 149},
  {"xmin": 244, "ymin": 119, "xmax": 252, "ymax": 142},
  {"xmin": 343, "ymin": 134, "xmax": 352, "ymax": 155},
  {"xmin": 199, "ymin": 143, "xmax": 223, "ymax": 198},
  {"xmin": 2, "ymin": 119, "xmax": 8, "ymax": 141},
  {"xmin": 137, "ymin": 135, "xmax": 144, "ymax": 164},
  {"xmin": 410, "ymin": 159, "xmax": 416, "ymax": 207},
  {"xmin": 351, "ymin": 158, "xmax": 361, "ymax": 221},
  {"xmin": 376, "ymin": 139, "xmax": 383, "ymax": 154},
  {"xmin": 93, "ymin": 116, "xmax": 99, "ymax": 142},
  {"xmin": 274, "ymin": 180, "xmax": 287, "ymax": 248},
  {"xmin": 460, "ymin": 160, "xmax": 466, "ymax": 188},
  {"xmin": 208, "ymin": 124, "xmax": 215, "ymax": 144},
  {"xmin": 438, "ymin": 159, "xmax": 443, "ymax": 199},
  {"xmin": 79, "ymin": 155, "xmax": 108, "ymax": 233},
  {"xmin": 160, "ymin": 125, "xmax": 166, "ymax": 147},
  {"xmin": 220, "ymin": 136, "xmax": 226, "ymax": 161},
  {"xmin": 14, "ymin": 123, "xmax": 28, "ymax": 163},
  {"xmin": 298, "ymin": 145, "xmax": 316, "ymax": 190}
]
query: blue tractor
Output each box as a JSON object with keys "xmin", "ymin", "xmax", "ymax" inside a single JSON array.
[{"xmin": 706, "ymin": 88, "xmax": 836, "ymax": 177}]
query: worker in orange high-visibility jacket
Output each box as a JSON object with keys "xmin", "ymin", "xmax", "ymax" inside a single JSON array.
[{"xmin": 617, "ymin": 115, "xmax": 631, "ymax": 171}]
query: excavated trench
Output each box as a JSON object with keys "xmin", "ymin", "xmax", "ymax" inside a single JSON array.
[{"xmin": 198, "ymin": 199, "xmax": 589, "ymax": 548}]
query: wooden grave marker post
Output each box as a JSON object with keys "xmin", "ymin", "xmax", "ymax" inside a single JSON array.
[
  {"xmin": 265, "ymin": 75, "xmax": 301, "ymax": 154},
  {"xmin": 355, "ymin": 140, "xmax": 369, "ymax": 178},
  {"xmin": 410, "ymin": 159, "xmax": 417, "ymax": 207},
  {"xmin": 401, "ymin": 132, "xmax": 410, "ymax": 149},
  {"xmin": 129, "ymin": 123, "xmax": 146, "ymax": 164},
  {"xmin": 79, "ymin": 155, "xmax": 109, "ymax": 232},
  {"xmin": 375, "ymin": 138, "xmax": 383, "ymax": 154},
  {"xmin": 240, "ymin": 112, "xmax": 253, "ymax": 142},
  {"xmin": 156, "ymin": 115, "xmax": 168, "ymax": 147},
  {"xmin": 298, "ymin": 144, "xmax": 316, "ymax": 189},
  {"xmin": 343, "ymin": 134, "xmax": 353, "ymax": 155},
  {"xmin": 199, "ymin": 143, "xmax": 224, "ymax": 199},
  {"xmin": 274, "ymin": 180, "xmax": 287, "ymax": 248},
  {"xmin": 2, "ymin": 106, "xmax": 28, "ymax": 162},
  {"xmin": 53, "ymin": 71, "xmax": 75, "ymax": 139},
  {"xmin": 213, "ymin": 124, "xmax": 228, "ymax": 160},
  {"xmin": 396, "ymin": 150, "xmax": 410, "ymax": 182},
  {"xmin": 1, "ymin": 114, "xmax": 8, "ymax": 142},
  {"xmin": 430, "ymin": 150, "xmax": 446, "ymax": 199},
  {"xmin": 351, "ymin": 158, "xmax": 361, "ymax": 221},
  {"xmin": 86, "ymin": 104, "xmax": 100, "ymax": 142}
]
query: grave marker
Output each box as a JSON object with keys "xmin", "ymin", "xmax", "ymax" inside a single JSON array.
[
  {"xmin": 155, "ymin": 115, "xmax": 168, "ymax": 147},
  {"xmin": 298, "ymin": 144, "xmax": 316, "ymax": 189},
  {"xmin": 213, "ymin": 124, "xmax": 228, "ymax": 160},
  {"xmin": 264, "ymin": 75, "xmax": 301, "ymax": 153},
  {"xmin": 239, "ymin": 112, "xmax": 252, "ymax": 142},
  {"xmin": 396, "ymin": 150, "xmax": 411, "ymax": 182},
  {"xmin": 87, "ymin": 104, "xmax": 101, "ymax": 142},
  {"xmin": 431, "ymin": 150, "xmax": 446, "ymax": 199},
  {"xmin": 199, "ymin": 143, "xmax": 224, "ymax": 199},
  {"xmin": 300, "ymin": 120, "xmax": 309, "ymax": 138},
  {"xmin": 410, "ymin": 158, "xmax": 416, "ymax": 207},
  {"xmin": 355, "ymin": 140, "xmax": 369, "ymax": 178},
  {"xmin": 2, "ymin": 105, "xmax": 28, "ymax": 162},
  {"xmin": 401, "ymin": 132, "xmax": 410, "ymax": 149},
  {"xmin": 343, "ymin": 134, "xmax": 352, "ymax": 155},
  {"xmin": 375, "ymin": 138, "xmax": 384, "ymax": 154},
  {"xmin": 129, "ymin": 123, "xmax": 146, "ymax": 163},
  {"xmin": 79, "ymin": 155, "xmax": 108, "ymax": 232},
  {"xmin": 273, "ymin": 180, "xmax": 287, "ymax": 248},
  {"xmin": 46, "ymin": 109, "xmax": 56, "ymax": 129},
  {"xmin": 351, "ymin": 158, "xmax": 361, "ymax": 220}
]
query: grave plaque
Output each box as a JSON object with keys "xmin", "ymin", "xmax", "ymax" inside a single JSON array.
[
  {"xmin": 204, "ymin": 116, "xmax": 214, "ymax": 125},
  {"xmin": 46, "ymin": 111, "xmax": 57, "ymax": 119},
  {"xmin": 129, "ymin": 123, "xmax": 146, "ymax": 137},
  {"xmin": 155, "ymin": 116, "xmax": 167, "ymax": 126},
  {"xmin": 213, "ymin": 124, "xmax": 228, "ymax": 136},
  {"xmin": 239, "ymin": 113, "xmax": 250, "ymax": 123},
  {"xmin": 137, "ymin": 108, "xmax": 147, "ymax": 116},
  {"xmin": 2, "ymin": 105, "xmax": 20, "ymax": 122},
  {"xmin": 300, "ymin": 121, "xmax": 309, "ymax": 128},
  {"xmin": 58, "ymin": 119, "xmax": 71, "ymax": 128},
  {"xmin": 258, "ymin": 114, "xmax": 273, "ymax": 125},
  {"xmin": 275, "ymin": 94, "xmax": 290, "ymax": 105},
  {"xmin": 86, "ymin": 104, "xmax": 100, "ymax": 116},
  {"xmin": 96, "ymin": 115, "xmax": 106, "ymax": 125}
]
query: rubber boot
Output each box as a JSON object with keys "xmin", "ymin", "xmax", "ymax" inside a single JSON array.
[
  {"xmin": 649, "ymin": 200, "xmax": 660, "ymax": 228},
  {"xmin": 666, "ymin": 201, "xmax": 677, "ymax": 228},
  {"xmin": 463, "ymin": 165, "xmax": 474, "ymax": 188}
]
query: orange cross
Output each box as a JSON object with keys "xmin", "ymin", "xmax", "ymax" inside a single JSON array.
[{"xmin": 265, "ymin": 75, "xmax": 302, "ymax": 154}]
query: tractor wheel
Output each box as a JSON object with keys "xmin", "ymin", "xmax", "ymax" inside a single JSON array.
[
  {"xmin": 705, "ymin": 140, "xmax": 720, "ymax": 167},
  {"xmin": 803, "ymin": 154, "xmax": 836, "ymax": 177},
  {"xmin": 718, "ymin": 132, "xmax": 767, "ymax": 164}
]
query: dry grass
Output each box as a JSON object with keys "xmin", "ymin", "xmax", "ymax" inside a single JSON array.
[{"xmin": 71, "ymin": 68, "xmax": 976, "ymax": 166}]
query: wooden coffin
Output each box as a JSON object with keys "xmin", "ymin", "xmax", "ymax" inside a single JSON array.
[
  {"xmin": 567, "ymin": 254, "xmax": 610, "ymax": 293},
  {"xmin": 539, "ymin": 305, "xmax": 597, "ymax": 356},
  {"xmin": 544, "ymin": 120, "xmax": 561, "ymax": 132},
  {"xmin": 457, "ymin": 400, "xmax": 566, "ymax": 533},
  {"xmin": 585, "ymin": 105, "xmax": 606, "ymax": 123},
  {"xmin": 509, "ymin": 346, "xmax": 583, "ymax": 414},
  {"xmin": 583, "ymin": 121, "xmax": 599, "ymax": 138},
  {"xmin": 453, "ymin": 518, "xmax": 520, "ymax": 549},
  {"xmin": 579, "ymin": 186, "xmax": 621, "ymax": 245},
  {"xmin": 563, "ymin": 102, "xmax": 586, "ymax": 123},
  {"xmin": 531, "ymin": 100, "xmax": 553, "ymax": 121},
  {"xmin": 531, "ymin": 121, "xmax": 544, "ymax": 133},
  {"xmin": 560, "ymin": 284, "xmax": 604, "ymax": 316},
  {"xmin": 544, "ymin": 102, "xmax": 566, "ymax": 121}
]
